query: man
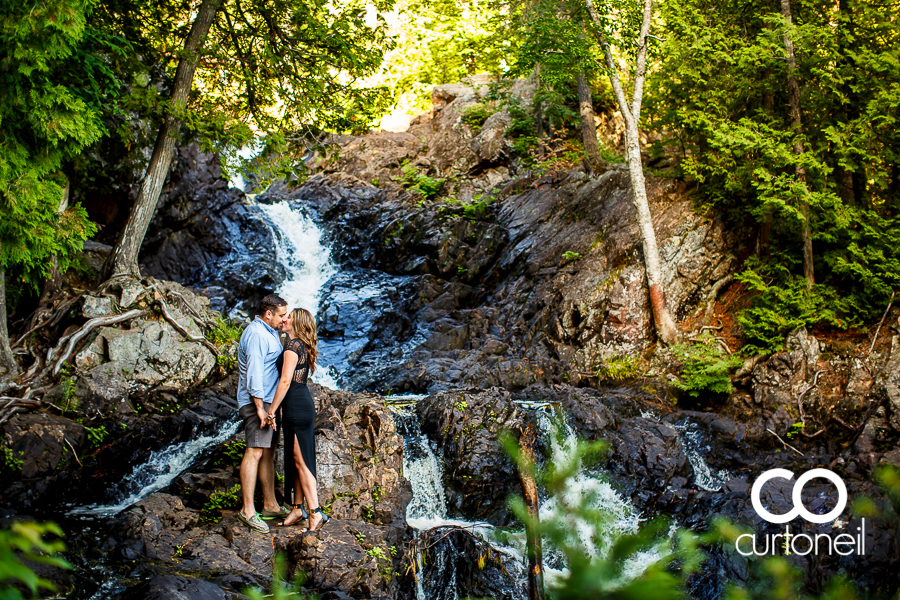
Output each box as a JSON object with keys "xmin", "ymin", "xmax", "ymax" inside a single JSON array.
[{"xmin": 236, "ymin": 293, "xmax": 289, "ymax": 533}]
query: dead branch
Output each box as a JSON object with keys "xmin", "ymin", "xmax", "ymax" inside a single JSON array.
[
  {"xmin": 13, "ymin": 295, "xmax": 81, "ymax": 348},
  {"xmin": 165, "ymin": 290, "xmax": 209, "ymax": 329},
  {"xmin": 63, "ymin": 437, "xmax": 83, "ymax": 467},
  {"xmin": 154, "ymin": 297, "xmax": 219, "ymax": 357},
  {"xmin": 867, "ymin": 291, "xmax": 895, "ymax": 357},
  {"xmin": 695, "ymin": 274, "xmax": 734, "ymax": 327},
  {"xmin": 766, "ymin": 427, "xmax": 804, "ymax": 456}
]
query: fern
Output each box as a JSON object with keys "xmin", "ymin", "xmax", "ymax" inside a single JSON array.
[{"xmin": 671, "ymin": 334, "xmax": 742, "ymax": 396}]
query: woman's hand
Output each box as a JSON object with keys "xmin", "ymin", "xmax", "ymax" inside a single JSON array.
[{"xmin": 266, "ymin": 412, "xmax": 277, "ymax": 431}]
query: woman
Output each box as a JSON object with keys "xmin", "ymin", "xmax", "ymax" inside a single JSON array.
[{"xmin": 265, "ymin": 308, "xmax": 329, "ymax": 531}]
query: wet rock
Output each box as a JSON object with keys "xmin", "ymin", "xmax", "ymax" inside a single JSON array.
[
  {"xmin": 606, "ymin": 417, "xmax": 692, "ymax": 507},
  {"xmin": 0, "ymin": 413, "xmax": 85, "ymax": 479},
  {"xmin": 417, "ymin": 388, "xmax": 526, "ymax": 525},
  {"xmin": 278, "ymin": 520, "xmax": 405, "ymax": 600},
  {"xmin": 120, "ymin": 574, "xmax": 228, "ymax": 600},
  {"xmin": 139, "ymin": 144, "xmax": 286, "ymax": 313},
  {"xmin": 418, "ymin": 528, "xmax": 526, "ymax": 600}
]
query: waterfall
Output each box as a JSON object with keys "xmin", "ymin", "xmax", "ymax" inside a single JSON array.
[
  {"xmin": 673, "ymin": 420, "xmax": 730, "ymax": 492},
  {"xmin": 259, "ymin": 200, "xmax": 339, "ymax": 388},
  {"xmin": 69, "ymin": 418, "xmax": 241, "ymax": 517}
]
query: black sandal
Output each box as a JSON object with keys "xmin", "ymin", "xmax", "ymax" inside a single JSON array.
[
  {"xmin": 276, "ymin": 504, "xmax": 309, "ymax": 527},
  {"xmin": 302, "ymin": 507, "xmax": 330, "ymax": 532}
]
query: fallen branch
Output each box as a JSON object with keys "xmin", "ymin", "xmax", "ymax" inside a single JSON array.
[
  {"xmin": 165, "ymin": 290, "xmax": 209, "ymax": 329},
  {"xmin": 766, "ymin": 427, "xmax": 804, "ymax": 457},
  {"xmin": 867, "ymin": 291, "xmax": 895, "ymax": 357},
  {"xmin": 154, "ymin": 298, "xmax": 219, "ymax": 357},
  {"xmin": 63, "ymin": 437, "xmax": 83, "ymax": 467},
  {"xmin": 50, "ymin": 309, "xmax": 148, "ymax": 377}
]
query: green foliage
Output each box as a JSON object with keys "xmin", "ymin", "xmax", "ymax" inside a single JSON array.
[
  {"xmin": 786, "ymin": 422, "xmax": 805, "ymax": 440},
  {"xmin": 562, "ymin": 251, "xmax": 581, "ymax": 262},
  {"xmin": 243, "ymin": 552, "xmax": 309, "ymax": 600},
  {"xmin": 201, "ymin": 484, "xmax": 242, "ymax": 523},
  {"xmin": 84, "ymin": 425, "xmax": 108, "ymax": 449},
  {"xmin": 1, "ymin": 446, "xmax": 23, "ymax": 473},
  {"xmin": 398, "ymin": 161, "xmax": 444, "ymax": 200},
  {"xmin": 503, "ymin": 421, "xmax": 705, "ymax": 599},
  {"xmin": 207, "ymin": 315, "xmax": 243, "ymax": 347},
  {"xmin": 597, "ymin": 355, "xmax": 643, "ymax": 380},
  {"xmin": 366, "ymin": 546, "xmax": 387, "ymax": 560},
  {"xmin": 650, "ymin": 0, "xmax": 900, "ymax": 347},
  {"xmin": 0, "ymin": 521, "xmax": 71, "ymax": 600},
  {"xmin": 58, "ymin": 364, "xmax": 78, "ymax": 414},
  {"xmin": 216, "ymin": 440, "xmax": 248, "ymax": 468},
  {"xmin": 0, "ymin": 0, "xmax": 100, "ymax": 291},
  {"xmin": 461, "ymin": 103, "xmax": 493, "ymax": 132},
  {"xmin": 670, "ymin": 334, "xmax": 743, "ymax": 397},
  {"xmin": 371, "ymin": 0, "xmax": 508, "ymax": 111},
  {"xmin": 736, "ymin": 259, "xmax": 852, "ymax": 353}
]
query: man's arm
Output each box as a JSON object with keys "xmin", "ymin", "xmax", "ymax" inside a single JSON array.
[{"xmin": 245, "ymin": 331, "xmax": 269, "ymax": 429}]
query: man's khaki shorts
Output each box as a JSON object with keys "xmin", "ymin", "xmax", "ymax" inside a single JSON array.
[{"xmin": 239, "ymin": 403, "xmax": 280, "ymax": 448}]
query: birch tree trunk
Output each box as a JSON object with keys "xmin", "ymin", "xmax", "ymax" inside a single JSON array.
[
  {"xmin": 577, "ymin": 72, "xmax": 605, "ymax": 175},
  {"xmin": 584, "ymin": 0, "xmax": 679, "ymax": 345},
  {"xmin": 0, "ymin": 267, "xmax": 17, "ymax": 374},
  {"xmin": 102, "ymin": 0, "xmax": 221, "ymax": 281},
  {"xmin": 780, "ymin": 0, "xmax": 815, "ymax": 287},
  {"xmin": 38, "ymin": 181, "xmax": 70, "ymax": 303}
]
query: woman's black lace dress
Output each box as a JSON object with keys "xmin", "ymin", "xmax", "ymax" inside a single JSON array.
[{"xmin": 276, "ymin": 338, "xmax": 316, "ymax": 504}]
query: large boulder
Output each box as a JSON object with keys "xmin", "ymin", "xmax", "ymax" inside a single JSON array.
[
  {"xmin": 416, "ymin": 388, "xmax": 526, "ymax": 525},
  {"xmin": 109, "ymin": 386, "xmax": 414, "ymax": 600}
]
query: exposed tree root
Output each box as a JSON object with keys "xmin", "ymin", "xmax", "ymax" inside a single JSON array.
[
  {"xmin": 50, "ymin": 309, "xmax": 148, "ymax": 377},
  {"xmin": 153, "ymin": 296, "xmax": 219, "ymax": 357},
  {"xmin": 692, "ymin": 274, "xmax": 734, "ymax": 328}
]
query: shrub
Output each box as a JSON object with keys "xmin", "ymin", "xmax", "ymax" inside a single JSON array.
[
  {"xmin": 670, "ymin": 334, "xmax": 743, "ymax": 397},
  {"xmin": 207, "ymin": 315, "xmax": 243, "ymax": 348},
  {"xmin": 461, "ymin": 103, "xmax": 493, "ymax": 132},
  {"xmin": 398, "ymin": 160, "xmax": 444, "ymax": 200}
]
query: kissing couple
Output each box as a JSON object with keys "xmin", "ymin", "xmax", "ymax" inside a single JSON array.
[{"xmin": 234, "ymin": 294, "xmax": 329, "ymax": 534}]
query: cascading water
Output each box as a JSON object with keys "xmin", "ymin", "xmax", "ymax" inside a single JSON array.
[
  {"xmin": 259, "ymin": 200, "xmax": 339, "ymax": 388},
  {"xmin": 69, "ymin": 418, "xmax": 241, "ymax": 517},
  {"xmin": 673, "ymin": 420, "xmax": 730, "ymax": 492}
]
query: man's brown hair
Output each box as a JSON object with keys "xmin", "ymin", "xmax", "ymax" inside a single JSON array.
[{"xmin": 258, "ymin": 294, "xmax": 287, "ymax": 316}]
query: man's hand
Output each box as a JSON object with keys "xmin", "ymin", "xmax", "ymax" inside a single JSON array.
[{"xmin": 257, "ymin": 407, "xmax": 269, "ymax": 429}]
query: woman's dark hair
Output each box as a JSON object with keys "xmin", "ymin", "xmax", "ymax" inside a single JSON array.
[{"xmin": 258, "ymin": 294, "xmax": 287, "ymax": 316}]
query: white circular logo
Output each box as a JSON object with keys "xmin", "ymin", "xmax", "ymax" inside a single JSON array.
[{"xmin": 750, "ymin": 468, "xmax": 847, "ymax": 524}]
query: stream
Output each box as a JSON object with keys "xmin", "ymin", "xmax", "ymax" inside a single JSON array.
[{"xmin": 61, "ymin": 198, "xmax": 727, "ymax": 599}]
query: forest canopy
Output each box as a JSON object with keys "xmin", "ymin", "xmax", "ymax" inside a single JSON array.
[{"xmin": 2, "ymin": 0, "xmax": 900, "ymax": 354}]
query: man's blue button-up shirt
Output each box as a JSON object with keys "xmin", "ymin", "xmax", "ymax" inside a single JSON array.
[{"xmin": 237, "ymin": 317, "xmax": 283, "ymax": 409}]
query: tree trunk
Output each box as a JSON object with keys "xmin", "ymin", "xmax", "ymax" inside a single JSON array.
[
  {"xmin": 577, "ymin": 72, "xmax": 605, "ymax": 175},
  {"xmin": 38, "ymin": 181, "xmax": 70, "ymax": 303},
  {"xmin": 780, "ymin": 0, "xmax": 815, "ymax": 288},
  {"xmin": 584, "ymin": 0, "xmax": 679, "ymax": 345},
  {"xmin": 517, "ymin": 423, "xmax": 544, "ymax": 600},
  {"xmin": 101, "ymin": 0, "xmax": 221, "ymax": 281},
  {"xmin": 0, "ymin": 266, "xmax": 18, "ymax": 374},
  {"xmin": 533, "ymin": 63, "xmax": 545, "ymax": 153}
]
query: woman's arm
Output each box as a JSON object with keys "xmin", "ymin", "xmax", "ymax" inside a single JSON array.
[{"xmin": 266, "ymin": 349, "xmax": 299, "ymax": 429}]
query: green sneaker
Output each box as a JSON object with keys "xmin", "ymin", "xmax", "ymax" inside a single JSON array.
[
  {"xmin": 237, "ymin": 511, "xmax": 270, "ymax": 533},
  {"xmin": 260, "ymin": 505, "xmax": 290, "ymax": 520}
]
